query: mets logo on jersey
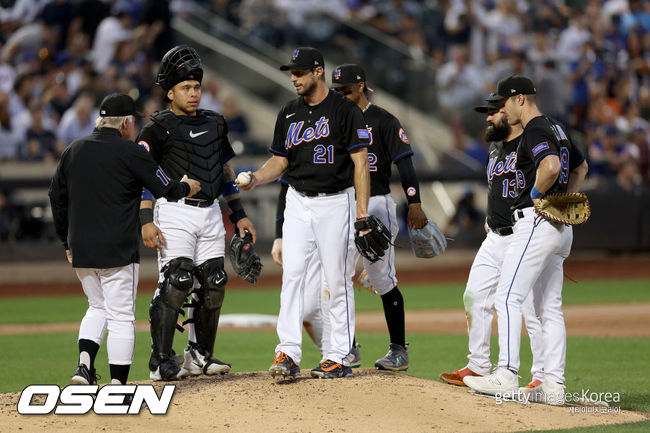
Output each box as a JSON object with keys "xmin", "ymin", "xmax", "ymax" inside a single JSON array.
[
  {"xmin": 285, "ymin": 117, "xmax": 330, "ymax": 149},
  {"xmin": 292, "ymin": 49, "xmax": 299, "ymax": 60},
  {"xmin": 399, "ymin": 128, "xmax": 409, "ymax": 144},
  {"xmin": 407, "ymin": 187, "xmax": 417, "ymax": 197},
  {"xmin": 532, "ymin": 141, "xmax": 550, "ymax": 157},
  {"xmin": 138, "ymin": 141, "xmax": 150, "ymax": 152}
]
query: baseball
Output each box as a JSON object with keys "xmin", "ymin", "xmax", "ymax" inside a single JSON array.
[{"xmin": 236, "ymin": 171, "xmax": 252, "ymax": 186}]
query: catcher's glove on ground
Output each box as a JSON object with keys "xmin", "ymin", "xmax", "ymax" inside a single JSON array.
[
  {"xmin": 354, "ymin": 215, "xmax": 391, "ymax": 263},
  {"xmin": 229, "ymin": 230, "xmax": 262, "ymax": 284},
  {"xmin": 534, "ymin": 192, "xmax": 591, "ymax": 225},
  {"xmin": 409, "ymin": 220, "xmax": 447, "ymax": 258}
]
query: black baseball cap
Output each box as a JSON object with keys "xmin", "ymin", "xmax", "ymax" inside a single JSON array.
[
  {"xmin": 331, "ymin": 64, "xmax": 367, "ymax": 88},
  {"xmin": 99, "ymin": 93, "xmax": 143, "ymax": 117},
  {"xmin": 280, "ymin": 47, "xmax": 324, "ymax": 71},
  {"xmin": 474, "ymin": 95, "xmax": 503, "ymax": 113},
  {"xmin": 487, "ymin": 75, "xmax": 537, "ymax": 101}
]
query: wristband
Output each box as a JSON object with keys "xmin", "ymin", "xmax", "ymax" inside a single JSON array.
[
  {"xmin": 223, "ymin": 181, "xmax": 240, "ymax": 197},
  {"xmin": 139, "ymin": 208, "xmax": 154, "ymax": 226},
  {"xmin": 530, "ymin": 185, "xmax": 543, "ymax": 200},
  {"xmin": 228, "ymin": 198, "xmax": 247, "ymax": 224}
]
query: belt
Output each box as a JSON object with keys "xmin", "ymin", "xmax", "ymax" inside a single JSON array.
[
  {"xmin": 169, "ymin": 198, "xmax": 214, "ymax": 208},
  {"xmin": 511, "ymin": 209, "xmax": 525, "ymax": 224},
  {"xmin": 492, "ymin": 226, "xmax": 513, "ymax": 236},
  {"xmin": 295, "ymin": 189, "xmax": 344, "ymax": 198}
]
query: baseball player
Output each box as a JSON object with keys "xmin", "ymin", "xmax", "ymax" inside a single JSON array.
[
  {"xmin": 49, "ymin": 93, "xmax": 200, "ymax": 386},
  {"xmin": 138, "ymin": 45, "xmax": 257, "ymax": 381},
  {"xmin": 330, "ymin": 63, "xmax": 432, "ymax": 370},
  {"xmin": 464, "ymin": 75, "xmax": 589, "ymax": 405},
  {"xmin": 439, "ymin": 94, "xmax": 545, "ymax": 388},
  {"xmin": 237, "ymin": 47, "xmax": 374, "ymax": 380}
]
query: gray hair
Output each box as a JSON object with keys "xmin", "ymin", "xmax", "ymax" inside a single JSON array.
[{"xmin": 95, "ymin": 115, "xmax": 133, "ymax": 129}]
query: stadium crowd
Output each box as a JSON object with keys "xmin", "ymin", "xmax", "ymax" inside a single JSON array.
[{"xmin": 0, "ymin": 0, "xmax": 649, "ymax": 243}]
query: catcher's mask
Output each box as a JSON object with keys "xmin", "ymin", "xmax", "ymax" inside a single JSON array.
[{"xmin": 156, "ymin": 45, "xmax": 203, "ymax": 97}]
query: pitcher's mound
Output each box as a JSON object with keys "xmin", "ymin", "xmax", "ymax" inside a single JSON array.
[{"xmin": 1, "ymin": 370, "xmax": 645, "ymax": 432}]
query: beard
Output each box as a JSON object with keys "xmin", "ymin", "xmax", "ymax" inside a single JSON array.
[{"xmin": 485, "ymin": 118, "xmax": 511, "ymax": 142}]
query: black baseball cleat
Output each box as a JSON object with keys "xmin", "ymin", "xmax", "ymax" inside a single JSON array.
[
  {"xmin": 71, "ymin": 363, "xmax": 98, "ymax": 385},
  {"xmin": 149, "ymin": 355, "xmax": 182, "ymax": 381}
]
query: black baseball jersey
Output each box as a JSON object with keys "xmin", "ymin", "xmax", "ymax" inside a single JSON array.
[
  {"xmin": 486, "ymin": 136, "xmax": 520, "ymax": 229},
  {"xmin": 363, "ymin": 104, "xmax": 414, "ymax": 196},
  {"xmin": 48, "ymin": 128, "xmax": 189, "ymax": 268},
  {"xmin": 270, "ymin": 90, "xmax": 370, "ymax": 193},
  {"xmin": 137, "ymin": 109, "xmax": 235, "ymax": 201},
  {"xmin": 514, "ymin": 116, "xmax": 585, "ymax": 209}
]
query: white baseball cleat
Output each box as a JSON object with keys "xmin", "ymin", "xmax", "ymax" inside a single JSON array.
[
  {"xmin": 528, "ymin": 380, "xmax": 566, "ymax": 406},
  {"xmin": 178, "ymin": 345, "xmax": 231, "ymax": 378},
  {"xmin": 463, "ymin": 367, "xmax": 519, "ymax": 395}
]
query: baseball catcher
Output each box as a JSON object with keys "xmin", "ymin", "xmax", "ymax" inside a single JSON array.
[
  {"xmin": 229, "ymin": 230, "xmax": 263, "ymax": 284},
  {"xmin": 354, "ymin": 215, "xmax": 391, "ymax": 263},
  {"xmin": 534, "ymin": 192, "xmax": 590, "ymax": 225},
  {"xmin": 408, "ymin": 220, "xmax": 447, "ymax": 258}
]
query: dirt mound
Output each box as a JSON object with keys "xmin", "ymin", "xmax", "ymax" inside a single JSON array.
[{"xmin": 1, "ymin": 370, "xmax": 645, "ymax": 432}]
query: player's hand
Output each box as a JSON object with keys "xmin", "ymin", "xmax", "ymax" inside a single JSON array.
[
  {"xmin": 236, "ymin": 171, "xmax": 258, "ymax": 191},
  {"xmin": 181, "ymin": 174, "xmax": 201, "ymax": 197},
  {"xmin": 65, "ymin": 249, "xmax": 72, "ymax": 264},
  {"xmin": 271, "ymin": 238, "xmax": 282, "ymax": 266},
  {"xmin": 532, "ymin": 198, "xmax": 541, "ymax": 208},
  {"xmin": 142, "ymin": 222, "xmax": 165, "ymax": 249},
  {"xmin": 236, "ymin": 217, "xmax": 257, "ymax": 243},
  {"xmin": 407, "ymin": 203, "xmax": 428, "ymax": 230}
]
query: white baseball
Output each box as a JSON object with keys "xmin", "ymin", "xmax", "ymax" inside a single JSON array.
[{"xmin": 237, "ymin": 172, "xmax": 252, "ymax": 186}]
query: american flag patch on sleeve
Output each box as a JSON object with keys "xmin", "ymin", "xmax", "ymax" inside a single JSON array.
[{"xmin": 532, "ymin": 141, "xmax": 550, "ymax": 156}]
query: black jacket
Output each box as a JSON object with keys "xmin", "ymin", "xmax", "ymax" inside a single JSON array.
[{"xmin": 49, "ymin": 128, "xmax": 189, "ymax": 268}]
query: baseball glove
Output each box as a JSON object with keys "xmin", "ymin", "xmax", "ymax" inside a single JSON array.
[
  {"xmin": 534, "ymin": 192, "xmax": 591, "ymax": 225},
  {"xmin": 228, "ymin": 230, "xmax": 263, "ymax": 284},
  {"xmin": 408, "ymin": 220, "xmax": 447, "ymax": 258},
  {"xmin": 354, "ymin": 215, "xmax": 391, "ymax": 263}
]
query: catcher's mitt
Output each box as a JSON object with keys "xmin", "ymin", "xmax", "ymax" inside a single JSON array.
[
  {"xmin": 354, "ymin": 215, "xmax": 391, "ymax": 263},
  {"xmin": 228, "ymin": 230, "xmax": 262, "ymax": 284},
  {"xmin": 534, "ymin": 192, "xmax": 591, "ymax": 225},
  {"xmin": 409, "ymin": 220, "xmax": 447, "ymax": 258}
]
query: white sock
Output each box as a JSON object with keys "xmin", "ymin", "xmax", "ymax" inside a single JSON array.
[{"xmin": 79, "ymin": 352, "xmax": 91, "ymax": 368}]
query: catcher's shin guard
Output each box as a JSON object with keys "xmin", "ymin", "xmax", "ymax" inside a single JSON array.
[
  {"xmin": 149, "ymin": 257, "xmax": 194, "ymax": 371},
  {"xmin": 193, "ymin": 257, "xmax": 227, "ymax": 355}
]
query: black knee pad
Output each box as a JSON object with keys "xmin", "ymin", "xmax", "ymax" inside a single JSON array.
[
  {"xmin": 194, "ymin": 257, "xmax": 227, "ymax": 310},
  {"xmin": 150, "ymin": 257, "xmax": 194, "ymax": 366}
]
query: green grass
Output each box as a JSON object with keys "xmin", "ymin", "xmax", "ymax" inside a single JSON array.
[
  {"xmin": 1, "ymin": 331, "xmax": 648, "ymax": 413},
  {"xmin": 1, "ymin": 279, "xmax": 649, "ymax": 325}
]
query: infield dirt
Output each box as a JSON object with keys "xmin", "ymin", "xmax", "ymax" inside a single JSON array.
[{"xmin": 0, "ymin": 370, "xmax": 646, "ymax": 433}]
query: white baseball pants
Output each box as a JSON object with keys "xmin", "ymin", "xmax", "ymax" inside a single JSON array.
[
  {"xmin": 75, "ymin": 263, "xmax": 138, "ymax": 365},
  {"xmin": 276, "ymin": 186, "xmax": 357, "ymax": 366},
  {"xmin": 495, "ymin": 207, "xmax": 573, "ymax": 384},
  {"xmin": 463, "ymin": 230, "xmax": 544, "ymax": 380}
]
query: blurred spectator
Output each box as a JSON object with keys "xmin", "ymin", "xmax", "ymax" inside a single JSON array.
[
  {"xmin": 200, "ymin": 77, "xmax": 223, "ymax": 113},
  {"xmin": 141, "ymin": 0, "xmax": 173, "ymax": 60},
  {"xmin": 444, "ymin": 188, "xmax": 485, "ymax": 244},
  {"xmin": 56, "ymin": 91, "xmax": 97, "ymax": 147},
  {"xmin": 91, "ymin": 4, "xmax": 135, "ymax": 72},
  {"xmin": 40, "ymin": 0, "xmax": 76, "ymax": 51},
  {"xmin": 3, "ymin": 0, "xmax": 50, "ymax": 26},
  {"xmin": 139, "ymin": 95, "xmax": 162, "ymax": 127},
  {"xmin": 588, "ymin": 125, "xmax": 629, "ymax": 180},
  {"xmin": 556, "ymin": 13, "xmax": 592, "ymax": 63},
  {"xmin": 0, "ymin": 91, "xmax": 24, "ymax": 160},
  {"xmin": 239, "ymin": 0, "xmax": 287, "ymax": 48},
  {"xmin": 436, "ymin": 44, "xmax": 483, "ymax": 121},
  {"xmin": 607, "ymin": 155, "xmax": 647, "ymax": 195},
  {"xmin": 73, "ymin": 0, "xmax": 111, "ymax": 43},
  {"xmin": 621, "ymin": 0, "xmax": 650, "ymax": 36},
  {"xmin": 536, "ymin": 60, "xmax": 571, "ymax": 122},
  {"xmin": 20, "ymin": 99, "xmax": 61, "ymax": 161}
]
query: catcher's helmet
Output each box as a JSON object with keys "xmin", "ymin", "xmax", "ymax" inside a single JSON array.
[{"xmin": 156, "ymin": 45, "xmax": 203, "ymax": 92}]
